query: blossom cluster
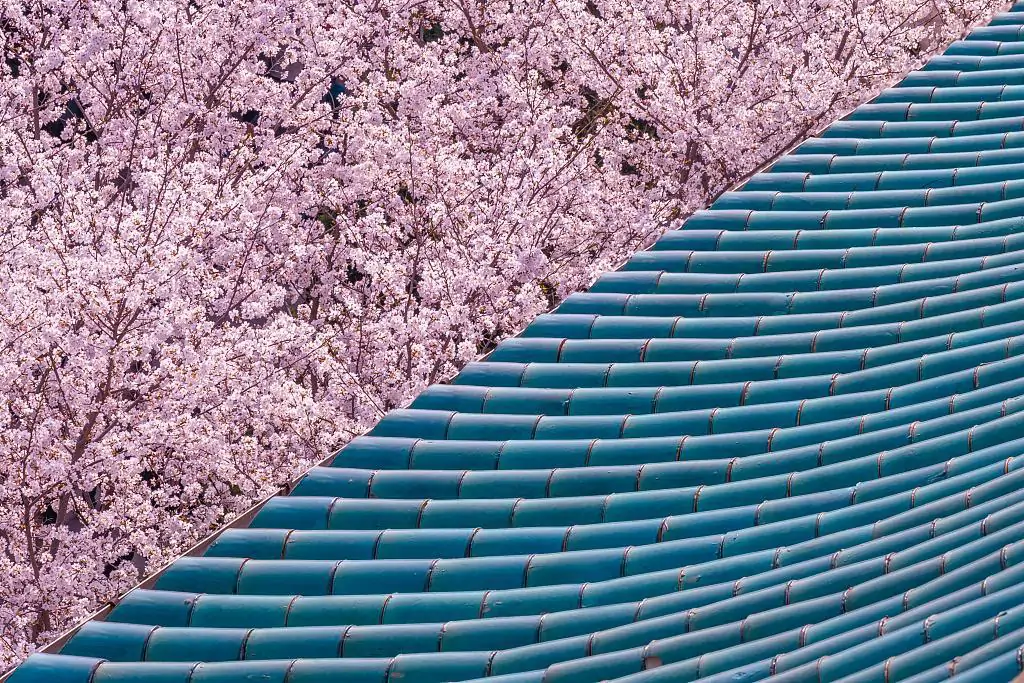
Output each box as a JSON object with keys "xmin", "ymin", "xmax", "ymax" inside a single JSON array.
[{"xmin": 0, "ymin": 0, "xmax": 997, "ymax": 667}]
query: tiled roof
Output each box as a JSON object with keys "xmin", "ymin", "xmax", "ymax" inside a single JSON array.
[{"xmin": 10, "ymin": 6, "xmax": 1024, "ymax": 683}]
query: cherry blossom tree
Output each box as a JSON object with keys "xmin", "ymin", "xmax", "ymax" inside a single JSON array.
[{"xmin": 0, "ymin": 0, "xmax": 999, "ymax": 667}]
